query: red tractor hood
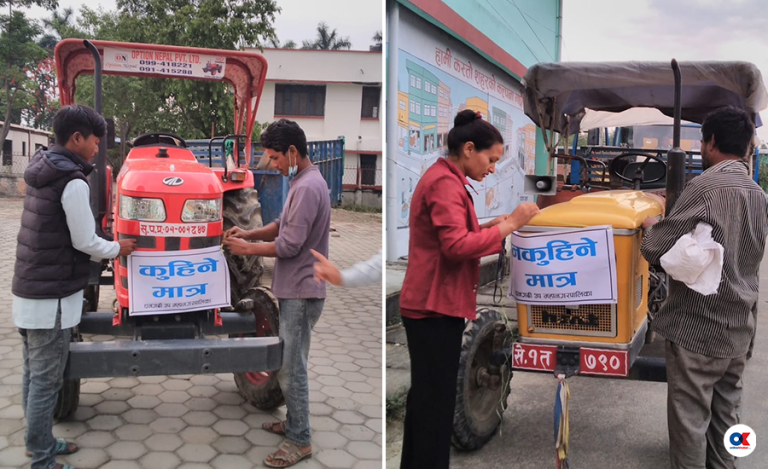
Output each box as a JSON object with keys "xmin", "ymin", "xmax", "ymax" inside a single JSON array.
[{"xmin": 119, "ymin": 158, "xmax": 223, "ymax": 197}]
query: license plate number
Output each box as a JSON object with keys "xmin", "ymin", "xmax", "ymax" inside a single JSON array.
[
  {"xmin": 579, "ymin": 348, "xmax": 629, "ymax": 377},
  {"xmin": 139, "ymin": 223, "xmax": 208, "ymax": 237},
  {"xmin": 512, "ymin": 343, "xmax": 557, "ymax": 372}
]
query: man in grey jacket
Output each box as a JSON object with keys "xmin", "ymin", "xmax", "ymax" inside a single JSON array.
[
  {"xmin": 13, "ymin": 105, "xmax": 136, "ymax": 469},
  {"xmin": 224, "ymin": 119, "xmax": 330, "ymax": 468}
]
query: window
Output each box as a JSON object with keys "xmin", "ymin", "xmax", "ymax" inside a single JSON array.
[
  {"xmin": 360, "ymin": 154, "xmax": 377, "ymax": 186},
  {"xmin": 361, "ymin": 86, "xmax": 381, "ymax": 119},
  {"xmin": 399, "ymin": 100, "xmax": 406, "ymax": 111},
  {"xmin": 410, "ymin": 75, "xmax": 415, "ymax": 87},
  {"xmin": 414, "ymin": 102, "xmax": 421, "ymax": 115},
  {"xmin": 415, "ymin": 77, "xmax": 421, "ymax": 89},
  {"xmin": 274, "ymin": 84, "xmax": 326, "ymax": 117},
  {"xmin": 22, "ymin": 142, "xmax": 26, "ymax": 156},
  {"xmin": 3, "ymin": 140, "xmax": 11, "ymax": 166}
]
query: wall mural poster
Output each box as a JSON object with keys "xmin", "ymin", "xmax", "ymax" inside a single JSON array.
[{"xmin": 395, "ymin": 47, "xmax": 537, "ymax": 234}]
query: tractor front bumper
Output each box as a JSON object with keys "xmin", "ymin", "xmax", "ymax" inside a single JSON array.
[{"xmin": 65, "ymin": 336, "xmax": 282, "ymax": 379}]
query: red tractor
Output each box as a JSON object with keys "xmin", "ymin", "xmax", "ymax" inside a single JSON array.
[{"xmin": 52, "ymin": 39, "xmax": 283, "ymax": 417}]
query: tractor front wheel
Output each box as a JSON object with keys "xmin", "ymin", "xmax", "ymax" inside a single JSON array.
[
  {"xmin": 54, "ymin": 330, "xmax": 81, "ymax": 420},
  {"xmin": 452, "ymin": 309, "xmax": 512, "ymax": 451},
  {"xmin": 223, "ymin": 188, "xmax": 283, "ymax": 409},
  {"xmin": 232, "ymin": 286, "xmax": 284, "ymax": 409}
]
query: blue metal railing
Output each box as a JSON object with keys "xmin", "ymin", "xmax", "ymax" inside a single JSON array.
[{"xmin": 186, "ymin": 138, "xmax": 345, "ymax": 225}]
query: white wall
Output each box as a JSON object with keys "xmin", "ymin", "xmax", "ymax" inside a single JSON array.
[
  {"xmin": 3, "ymin": 126, "xmax": 50, "ymax": 172},
  {"xmin": 252, "ymin": 48, "xmax": 381, "ymax": 84}
]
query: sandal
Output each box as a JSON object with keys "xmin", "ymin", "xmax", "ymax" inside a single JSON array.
[
  {"xmin": 262, "ymin": 420, "xmax": 286, "ymax": 435},
  {"xmin": 26, "ymin": 438, "xmax": 79, "ymax": 457},
  {"xmin": 264, "ymin": 440, "xmax": 312, "ymax": 468}
]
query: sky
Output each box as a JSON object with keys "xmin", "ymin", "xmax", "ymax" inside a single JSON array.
[
  {"xmin": 22, "ymin": 0, "xmax": 383, "ymax": 51},
  {"xmin": 561, "ymin": 0, "xmax": 768, "ymax": 141}
]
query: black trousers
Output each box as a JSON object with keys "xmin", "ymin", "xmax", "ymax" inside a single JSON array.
[{"xmin": 400, "ymin": 315, "xmax": 465, "ymax": 469}]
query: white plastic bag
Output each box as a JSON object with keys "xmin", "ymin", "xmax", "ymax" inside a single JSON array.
[{"xmin": 660, "ymin": 223, "xmax": 724, "ymax": 295}]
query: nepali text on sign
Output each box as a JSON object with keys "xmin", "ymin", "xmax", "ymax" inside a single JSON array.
[
  {"xmin": 128, "ymin": 246, "xmax": 230, "ymax": 316},
  {"xmin": 508, "ymin": 226, "xmax": 618, "ymax": 305}
]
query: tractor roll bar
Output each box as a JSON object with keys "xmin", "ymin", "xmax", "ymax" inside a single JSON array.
[{"xmin": 84, "ymin": 40, "xmax": 109, "ymax": 240}]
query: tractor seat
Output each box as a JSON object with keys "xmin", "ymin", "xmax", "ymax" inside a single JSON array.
[{"xmin": 623, "ymin": 161, "xmax": 667, "ymax": 189}]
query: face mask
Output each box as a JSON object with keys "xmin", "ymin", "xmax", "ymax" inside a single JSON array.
[{"xmin": 288, "ymin": 152, "xmax": 298, "ymax": 178}]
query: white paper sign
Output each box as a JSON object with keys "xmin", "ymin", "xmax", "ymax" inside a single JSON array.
[
  {"xmin": 128, "ymin": 246, "xmax": 230, "ymax": 316},
  {"xmin": 103, "ymin": 47, "xmax": 227, "ymax": 80},
  {"xmin": 508, "ymin": 226, "xmax": 618, "ymax": 305}
]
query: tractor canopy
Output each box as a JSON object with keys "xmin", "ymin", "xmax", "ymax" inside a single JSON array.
[
  {"xmin": 523, "ymin": 61, "xmax": 768, "ymax": 134},
  {"xmin": 54, "ymin": 39, "xmax": 268, "ymax": 155}
]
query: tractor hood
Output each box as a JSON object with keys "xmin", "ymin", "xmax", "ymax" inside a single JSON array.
[
  {"xmin": 528, "ymin": 191, "xmax": 664, "ymax": 231},
  {"xmin": 119, "ymin": 158, "xmax": 223, "ymax": 197}
]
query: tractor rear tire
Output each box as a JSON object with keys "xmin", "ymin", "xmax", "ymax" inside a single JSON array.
[
  {"xmin": 232, "ymin": 286, "xmax": 285, "ymax": 410},
  {"xmin": 54, "ymin": 330, "xmax": 81, "ymax": 420},
  {"xmin": 223, "ymin": 188, "xmax": 264, "ymax": 301},
  {"xmin": 452, "ymin": 309, "xmax": 512, "ymax": 451}
]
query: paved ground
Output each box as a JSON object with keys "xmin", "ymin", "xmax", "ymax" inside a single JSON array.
[
  {"xmin": 0, "ymin": 200, "xmax": 382, "ymax": 469},
  {"xmin": 387, "ymin": 252, "xmax": 768, "ymax": 468}
]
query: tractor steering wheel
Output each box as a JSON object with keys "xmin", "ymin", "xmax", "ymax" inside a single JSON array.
[
  {"xmin": 132, "ymin": 132, "xmax": 188, "ymax": 148},
  {"xmin": 609, "ymin": 151, "xmax": 667, "ymax": 186}
]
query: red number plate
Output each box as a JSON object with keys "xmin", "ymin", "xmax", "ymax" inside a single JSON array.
[
  {"xmin": 512, "ymin": 343, "xmax": 557, "ymax": 372},
  {"xmin": 579, "ymin": 348, "xmax": 629, "ymax": 377}
]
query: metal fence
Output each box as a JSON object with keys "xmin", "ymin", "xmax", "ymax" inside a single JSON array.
[
  {"xmin": 343, "ymin": 166, "xmax": 382, "ymax": 190},
  {"xmin": 0, "ymin": 152, "xmax": 30, "ymax": 176}
]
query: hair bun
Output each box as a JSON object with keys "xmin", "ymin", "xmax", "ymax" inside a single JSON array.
[{"xmin": 454, "ymin": 109, "xmax": 481, "ymax": 127}]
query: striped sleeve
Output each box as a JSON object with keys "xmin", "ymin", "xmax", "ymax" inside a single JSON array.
[{"xmin": 640, "ymin": 182, "xmax": 707, "ymax": 265}]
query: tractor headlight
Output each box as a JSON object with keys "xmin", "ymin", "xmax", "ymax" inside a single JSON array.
[
  {"xmin": 120, "ymin": 195, "xmax": 167, "ymax": 222},
  {"xmin": 181, "ymin": 198, "xmax": 222, "ymax": 222}
]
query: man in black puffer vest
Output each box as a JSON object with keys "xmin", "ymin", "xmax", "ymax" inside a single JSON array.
[{"xmin": 12, "ymin": 105, "xmax": 136, "ymax": 469}]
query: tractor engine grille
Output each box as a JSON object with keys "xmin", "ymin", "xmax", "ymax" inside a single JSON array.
[{"xmin": 529, "ymin": 304, "xmax": 615, "ymax": 337}]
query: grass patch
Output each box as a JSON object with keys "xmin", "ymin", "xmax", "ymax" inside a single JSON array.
[
  {"xmin": 340, "ymin": 204, "xmax": 382, "ymax": 213},
  {"xmin": 386, "ymin": 391, "xmax": 408, "ymax": 421}
]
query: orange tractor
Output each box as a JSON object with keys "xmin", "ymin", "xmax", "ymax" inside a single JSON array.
[{"xmin": 52, "ymin": 39, "xmax": 283, "ymax": 417}]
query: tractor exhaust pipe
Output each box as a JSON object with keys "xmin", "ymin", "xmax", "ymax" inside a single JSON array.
[
  {"xmin": 665, "ymin": 59, "xmax": 686, "ymax": 215},
  {"xmin": 83, "ymin": 40, "xmax": 108, "ymax": 239}
]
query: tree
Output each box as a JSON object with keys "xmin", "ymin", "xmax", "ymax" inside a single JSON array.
[
  {"xmin": 0, "ymin": 7, "xmax": 49, "ymax": 146},
  {"xmin": 268, "ymin": 36, "xmax": 296, "ymax": 49},
  {"xmin": 301, "ymin": 22, "xmax": 351, "ymax": 50},
  {"xmin": 372, "ymin": 30, "xmax": 382, "ymax": 44},
  {"xmin": 37, "ymin": 7, "xmax": 72, "ymax": 51}
]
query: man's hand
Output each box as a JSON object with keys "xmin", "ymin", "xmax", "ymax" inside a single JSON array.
[
  {"xmin": 223, "ymin": 237, "xmax": 253, "ymax": 256},
  {"xmin": 311, "ymin": 249, "xmax": 342, "ymax": 286},
  {"xmin": 225, "ymin": 226, "xmax": 249, "ymax": 240},
  {"xmin": 642, "ymin": 217, "xmax": 659, "ymax": 230},
  {"xmin": 117, "ymin": 239, "xmax": 137, "ymax": 257}
]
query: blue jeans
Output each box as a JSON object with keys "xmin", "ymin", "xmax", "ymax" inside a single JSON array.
[
  {"xmin": 19, "ymin": 307, "xmax": 70, "ymax": 469},
  {"xmin": 277, "ymin": 299, "xmax": 324, "ymax": 447}
]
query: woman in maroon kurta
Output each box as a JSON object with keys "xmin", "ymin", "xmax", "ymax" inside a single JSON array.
[{"xmin": 399, "ymin": 110, "xmax": 539, "ymax": 469}]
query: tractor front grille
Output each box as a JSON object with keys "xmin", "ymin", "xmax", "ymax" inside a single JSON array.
[
  {"xmin": 635, "ymin": 276, "xmax": 643, "ymax": 310},
  {"xmin": 529, "ymin": 304, "xmax": 616, "ymax": 337}
]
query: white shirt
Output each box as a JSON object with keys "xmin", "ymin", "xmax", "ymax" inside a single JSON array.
[
  {"xmin": 340, "ymin": 250, "xmax": 382, "ymax": 288},
  {"xmin": 13, "ymin": 179, "xmax": 120, "ymax": 329}
]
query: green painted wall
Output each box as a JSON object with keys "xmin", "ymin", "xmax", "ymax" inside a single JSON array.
[{"xmin": 441, "ymin": 0, "xmax": 560, "ymax": 69}]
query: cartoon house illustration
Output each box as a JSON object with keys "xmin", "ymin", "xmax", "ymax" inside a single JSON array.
[
  {"xmin": 405, "ymin": 60, "xmax": 439, "ymax": 155},
  {"xmin": 465, "ymin": 96, "xmax": 489, "ymax": 121},
  {"xmin": 437, "ymin": 82, "xmax": 452, "ymax": 149},
  {"xmin": 518, "ymin": 124, "xmax": 537, "ymax": 174},
  {"xmin": 491, "ymin": 106, "xmax": 514, "ymax": 162},
  {"xmin": 397, "ymin": 90, "xmax": 409, "ymax": 152}
]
